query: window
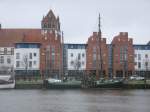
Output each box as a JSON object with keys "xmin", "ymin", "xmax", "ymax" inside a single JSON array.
[
  {"xmin": 11, "ymin": 48, "xmax": 14, "ymax": 55},
  {"xmin": 82, "ymin": 53, "xmax": 85, "ymax": 57},
  {"xmin": 16, "ymin": 53, "xmax": 20, "ymax": 59},
  {"xmin": 120, "ymin": 46, "xmax": 127, "ymax": 62},
  {"xmin": 145, "ymin": 54, "xmax": 148, "ymax": 58},
  {"xmin": 138, "ymin": 62, "xmax": 141, "ymax": 69},
  {"xmin": 138, "ymin": 54, "xmax": 141, "ymax": 60},
  {"xmin": 51, "ymin": 47, "xmax": 55, "ymax": 53},
  {"xmin": 33, "ymin": 61, "xmax": 36, "ymax": 65},
  {"xmin": 78, "ymin": 62, "xmax": 81, "ymax": 68},
  {"xmin": 51, "ymin": 58, "xmax": 55, "ymax": 66},
  {"xmin": 51, "ymin": 51, "xmax": 55, "ymax": 66},
  {"xmin": 16, "ymin": 61, "xmax": 20, "ymax": 67},
  {"xmin": 71, "ymin": 45, "xmax": 73, "ymax": 49},
  {"xmin": 34, "ymin": 53, "xmax": 37, "ymax": 57},
  {"xmin": 145, "ymin": 62, "xmax": 148, "ymax": 67},
  {"xmin": 134, "ymin": 62, "xmax": 137, "ymax": 65},
  {"xmin": 70, "ymin": 61, "xmax": 74, "ymax": 66},
  {"xmin": 29, "ymin": 53, "xmax": 32, "ymax": 59},
  {"xmin": 0, "ymin": 56, "xmax": 4, "ymax": 64},
  {"xmin": 7, "ymin": 57, "xmax": 11, "ymax": 64},
  {"xmin": 0, "ymin": 48, "xmax": 4, "ymax": 53},
  {"xmin": 71, "ymin": 53, "xmax": 73, "ymax": 57},
  {"xmin": 4, "ymin": 48, "xmax": 7, "ymax": 54},
  {"xmin": 92, "ymin": 53, "xmax": 97, "ymax": 68},
  {"xmin": 93, "ymin": 60, "xmax": 96, "ymax": 68},
  {"xmin": 51, "ymin": 46, "xmax": 55, "ymax": 56},
  {"xmin": 7, "ymin": 48, "xmax": 11, "ymax": 54},
  {"xmin": 93, "ymin": 46, "xmax": 96, "ymax": 53},
  {"xmin": 78, "ymin": 53, "xmax": 81, "ymax": 60},
  {"xmin": 82, "ymin": 61, "xmax": 84, "ymax": 65},
  {"xmin": 93, "ymin": 53, "xmax": 96, "ymax": 60},
  {"xmin": 29, "ymin": 61, "xmax": 32, "ymax": 68}
]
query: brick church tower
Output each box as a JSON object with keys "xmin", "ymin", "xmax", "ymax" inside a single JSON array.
[
  {"xmin": 40, "ymin": 10, "xmax": 63, "ymax": 79},
  {"xmin": 41, "ymin": 9, "xmax": 61, "ymax": 34}
]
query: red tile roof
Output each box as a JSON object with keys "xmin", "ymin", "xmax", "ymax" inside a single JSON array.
[{"xmin": 0, "ymin": 29, "xmax": 42, "ymax": 47}]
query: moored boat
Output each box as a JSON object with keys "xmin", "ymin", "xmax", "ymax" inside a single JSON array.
[
  {"xmin": 95, "ymin": 79, "xmax": 123, "ymax": 88},
  {"xmin": 43, "ymin": 78, "xmax": 81, "ymax": 89},
  {"xmin": 0, "ymin": 67, "xmax": 15, "ymax": 89},
  {"xmin": 0, "ymin": 75, "xmax": 15, "ymax": 89}
]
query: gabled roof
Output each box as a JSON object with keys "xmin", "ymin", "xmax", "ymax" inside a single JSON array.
[
  {"xmin": 42, "ymin": 9, "xmax": 56, "ymax": 22},
  {"xmin": 47, "ymin": 10, "xmax": 56, "ymax": 18},
  {"xmin": 0, "ymin": 29, "xmax": 41, "ymax": 47}
]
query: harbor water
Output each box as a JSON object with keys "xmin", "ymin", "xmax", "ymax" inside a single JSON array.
[{"xmin": 0, "ymin": 89, "xmax": 150, "ymax": 112}]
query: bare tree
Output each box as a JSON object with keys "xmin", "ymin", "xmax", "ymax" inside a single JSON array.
[
  {"xmin": 22, "ymin": 54, "xmax": 29, "ymax": 75},
  {"xmin": 72, "ymin": 55, "xmax": 81, "ymax": 80},
  {"xmin": 73, "ymin": 58, "xmax": 81, "ymax": 71}
]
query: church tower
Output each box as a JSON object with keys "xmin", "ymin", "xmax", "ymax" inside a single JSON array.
[{"xmin": 41, "ymin": 10, "xmax": 60, "ymax": 34}]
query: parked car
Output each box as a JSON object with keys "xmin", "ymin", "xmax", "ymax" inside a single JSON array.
[
  {"xmin": 130, "ymin": 75, "xmax": 144, "ymax": 80},
  {"xmin": 48, "ymin": 78, "xmax": 62, "ymax": 83}
]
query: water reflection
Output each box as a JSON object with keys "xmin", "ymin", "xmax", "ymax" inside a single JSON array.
[{"xmin": 0, "ymin": 89, "xmax": 150, "ymax": 112}]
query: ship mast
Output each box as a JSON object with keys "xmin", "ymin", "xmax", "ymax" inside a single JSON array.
[{"xmin": 96, "ymin": 13, "xmax": 103, "ymax": 80}]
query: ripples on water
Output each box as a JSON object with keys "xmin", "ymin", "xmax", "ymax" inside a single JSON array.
[{"xmin": 0, "ymin": 89, "xmax": 150, "ymax": 112}]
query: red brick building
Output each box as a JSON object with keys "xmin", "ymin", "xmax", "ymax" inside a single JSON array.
[
  {"xmin": 0, "ymin": 10, "xmax": 63, "ymax": 79},
  {"xmin": 111, "ymin": 32, "xmax": 134, "ymax": 78},
  {"xmin": 86, "ymin": 32, "xmax": 109, "ymax": 79}
]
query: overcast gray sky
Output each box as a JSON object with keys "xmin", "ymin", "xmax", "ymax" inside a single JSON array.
[{"xmin": 0, "ymin": 0, "xmax": 150, "ymax": 44}]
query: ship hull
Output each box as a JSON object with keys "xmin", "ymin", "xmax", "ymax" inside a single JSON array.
[{"xmin": 0, "ymin": 81, "xmax": 15, "ymax": 89}]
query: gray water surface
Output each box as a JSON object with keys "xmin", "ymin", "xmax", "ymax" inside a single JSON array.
[{"xmin": 0, "ymin": 89, "xmax": 150, "ymax": 112}]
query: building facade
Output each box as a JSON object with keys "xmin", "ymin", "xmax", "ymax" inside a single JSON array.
[
  {"xmin": 0, "ymin": 9, "xmax": 63, "ymax": 79},
  {"xmin": 111, "ymin": 32, "xmax": 134, "ymax": 78},
  {"xmin": 63, "ymin": 44, "xmax": 86, "ymax": 79},
  {"xmin": 134, "ymin": 44, "xmax": 150, "ymax": 77},
  {"xmin": 0, "ymin": 47, "xmax": 14, "ymax": 73},
  {"xmin": 0, "ymin": 9, "xmax": 149, "ymax": 80},
  {"xmin": 86, "ymin": 32, "xmax": 109, "ymax": 79},
  {"xmin": 14, "ymin": 43, "xmax": 41, "ymax": 76}
]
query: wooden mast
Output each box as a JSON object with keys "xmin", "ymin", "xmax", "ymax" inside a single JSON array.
[{"xmin": 96, "ymin": 13, "xmax": 103, "ymax": 80}]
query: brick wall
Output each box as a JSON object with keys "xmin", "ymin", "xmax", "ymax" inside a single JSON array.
[
  {"xmin": 111, "ymin": 32, "xmax": 134, "ymax": 78},
  {"xmin": 86, "ymin": 32, "xmax": 109, "ymax": 79}
]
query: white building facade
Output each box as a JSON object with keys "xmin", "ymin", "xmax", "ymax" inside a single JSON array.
[
  {"xmin": 134, "ymin": 45, "xmax": 150, "ymax": 76},
  {"xmin": 68, "ymin": 49, "xmax": 86, "ymax": 70},
  {"xmin": 63, "ymin": 44, "xmax": 86, "ymax": 78},
  {"xmin": 14, "ymin": 43, "xmax": 41, "ymax": 75},
  {"xmin": 0, "ymin": 47, "xmax": 14, "ymax": 72}
]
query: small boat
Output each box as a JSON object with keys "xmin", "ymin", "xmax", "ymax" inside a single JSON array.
[
  {"xmin": 0, "ymin": 69, "xmax": 15, "ymax": 89},
  {"xmin": 0, "ymin": 75, "xmax": 15, "ymax": 89},
  {"xmin": 95, "ymin": 79, "xmax": 123, "ymax": 88},
  {"xmin": 43, "ymin": 78, "xmax": 81, "ymax": 89}
]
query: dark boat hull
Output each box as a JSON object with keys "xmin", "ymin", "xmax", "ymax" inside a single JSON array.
[{"xmin": 43, "ymin": 80, "xmax": 81, "ymax": 89}]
